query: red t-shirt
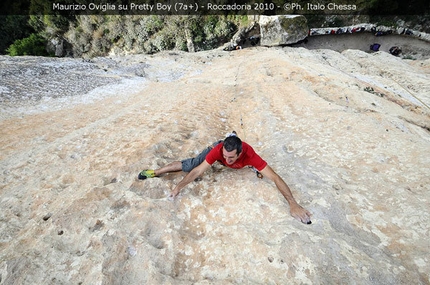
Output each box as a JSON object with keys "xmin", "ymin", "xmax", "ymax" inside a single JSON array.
[{"xmin": 205, "ymin": 142, "xmax": 267, "ymax": 171}]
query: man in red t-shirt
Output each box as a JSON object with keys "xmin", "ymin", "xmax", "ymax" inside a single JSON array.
[
  {"xmin": 205, "ymin": 140, "xmax": 267, "ymax": 171},
  {"xmin": 138, "ymin": 133, "xmax": 312, "ymax": 224}
]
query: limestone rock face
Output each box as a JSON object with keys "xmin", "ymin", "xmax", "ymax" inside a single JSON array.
[
  {"xmin": 46, "ymin": 37, "xmax": 72, "ymax": 57},
  {"xmin": 260, "ymin": 15, "xmax": 308, "ymax": 46},
  {"xmin": 0, "ymin": 42, "xmax": 429, "ymax": 284}
]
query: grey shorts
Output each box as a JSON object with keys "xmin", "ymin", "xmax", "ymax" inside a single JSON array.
[{"xmin": 181, "ymin": 140, "xmax": 222, "ymax": 172}]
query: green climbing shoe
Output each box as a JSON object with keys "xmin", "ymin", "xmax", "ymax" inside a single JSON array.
[{"xmin": 138, "ymin": 169, "xmax": 156, "ymax": 180}]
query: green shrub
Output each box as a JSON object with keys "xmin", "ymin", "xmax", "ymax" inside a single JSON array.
[
  {"xmin": 7, "ymin": 33, "xmax": 48, "ymax": 56},
  {"xmin": 0, "ymin": 15, "xmax": 34, "ymax": 54}
]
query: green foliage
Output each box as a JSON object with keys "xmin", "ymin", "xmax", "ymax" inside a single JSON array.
[
  {"xmin": 0, "ymin": 15, "xmax": 34, "ymax": 54},
  {"xmin": 61, "ymin": 15, "xmax": 238, "ymax": 56},
  {"xmin": 7, "ymin": 33, "xmax": 48, "ymax": 56},
  {"xmin": 233, "ymin": 15, "xmax": 252, "ymax": 27},
  {"xmin": 29, "ymin": 0, "xmax": 75, "ymax": 36},
  {"xmin": 181, "ymin": 16, "xmax": 236, "ymax": 51}
]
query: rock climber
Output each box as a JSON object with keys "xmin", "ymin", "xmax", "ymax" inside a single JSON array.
[{"xmin": 138, "ymin": 132, "xmax": 312, "ymax": 224}]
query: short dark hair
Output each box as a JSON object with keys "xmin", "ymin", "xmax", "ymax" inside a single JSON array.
[{"xmin": 223, "ymin": 136, "xmax": 242, "ymax": 155}]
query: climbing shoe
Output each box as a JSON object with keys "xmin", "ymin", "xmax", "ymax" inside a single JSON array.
[{"xmin": 138, "ymin": 169, "xmax": 156, "ymax": 180}]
